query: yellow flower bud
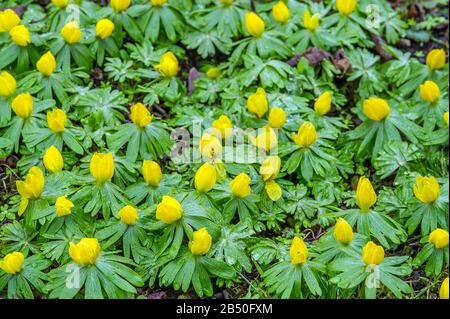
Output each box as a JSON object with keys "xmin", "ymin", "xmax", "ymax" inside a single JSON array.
[
  {"xmin": 245, "ymin": 12, "xmax": 265, "ymax": 37},
  {"xmin": 36, "ymin": 51, "xmax": 56, "ymax": 77},
  {"xmin": 420, "ymin": 80, "xmax": 440, "ymax": 103},
  {"xmin": 260, "ymin": 156, "xmax": 281, "ymax": 181},
  {"xmin": 194, "ymin": 163, "xmax": 217, "ymax": 193},
  {"xmin": 55, "ymin": 195, "xmax": 74, "ymax": 217},
  {"xmin": 250, "ymin": 126, "xmax": 278, "ymax": 151},
  {"xmin": 230, "ymin": 173, "xmax": 251, "ymax": 198},
  {"xmin": 110, "ymin": 0, "xmax": 131, "ymax": 12},
  {"xmin": 444, "ymin": 112, "xmax": 449, "ymax": 127},
  {"xmin": 247, "ymin": 87, "xmax": 268, "ymax": 118},
  {"xmin": 333, "ymin": 218, "xmax": 354, "ymax": 245},
  {"xmin": 413, "ymin": 176, "xmax": 440, "ymax": 204},
  {"xmin": 220, "ymin": 0, "xmax": 233, "ymax": 5},
  {"xmin": 265, "ymin": 180, "xmax": 282, "ymax": 201},
  {"xmin": 199, "ymin": 133, "xmax": 222, "ymax": 159},
  {"xmin": 336, "ymin": 0, "xmax": 357, "ymax": 16},
  {"xmin": 314, "ymin": 91, "xmax": 332, "ymax": 116},
  {"xmin": 51, "ymin": 0, "xmax": 69, "ymax": 9},
  {"xmin": 206, "ymin": 67, "xmax": 220, "ymax": 79},
  {"xmin": 9, "ymin": 25, "xmax": 30, "ymax": 47},
  {"xmin": 211, "ymin": 115, "xmax": 233, "ymax": 139},
  {"xmin": 156, "ymin": 195, "xmax": 183, "ymax": 224},
  {"xmin": 47, "ymin": 108, "xmax": 67, "ymax": 133},
  {"xmin": 426, "ymin": 49, "xmax": 446, "ymax": 71},
  {"xmin": 16, "ymin": 166, "xmax": 44, "ymax": 200},
  {"xmin": 272, "ymin": 1, "xmax": 290, "ymax": 24},
  {"xmin": 142, "ymin": 160, "xmax": 162, "ymax": 187},
  {"xmin": 61, "ymin": 21, "xmax": 82, "ymax": 44},
  {"xmin": 118, "ymin": 205, "xmax": 139, "ymax": 225},
  {"xmin": 362, "ymin": 241, "xmax": 384, "ymax": 265},
  {"xmin": 69, "ymin": 238, "xmax": 101, "ymax": 266},
  {"xmin": 151, "ymin": 0, "xmax": 167, "ymax": 6},
  {"xmin": 96, "ymin": 18, "xmax": 115, "ymax": 39},
  {"xmin": 429, "ymin": 228, "xmax": 449, "ymax": 249},
  {"xmin": 90, "ymin": 153, "xmax": 115, "ymax": 183},
  {"xmin": 292, "ymin": 121, "xmax": 317, "ymax": 148},
  {"xmin": 0, "ymin": 252, "xmax": 24, "ymax": 275},
  {"xmin": 440, "ymin": 277, "xmax": 449, "ymax": 299},
  {"xmin": 43, "ymin": 146, "xmax": 64, "ymax": 173},
  {"xmin": 189, "ymin": 228, "xmax": 212, "ymax": 256},
  {"xmin": 268, "ymin": 107, "xmax": 286, "ymax": 128},
  {"xmin": 0, "ymin": 9, "xmax": 21, "ymax": 32},
  {"xmin": 356, "ymin": 176, "xmax": 377, "ymax": 211},
  {"xmin": 363, "ymin": 97, "xmax": 390, "ymax": 121},
  {"xmin": 0, "ymin": 71, "xmax": 17, "ymax": 97},
  {"xmin": 156, "ymin": 52, "xmax": 179, "ymax": 77},
  {"xmin": 303, "ymin": 9, "xmax": 320, "ymax": 32},
  {"xmin": 130, "ymin": 102, "xmax": 153, "ymax": 127},
  {"xmin": 11, "ymin": 93, "xmax": 33, "ymax": 119},
  {"xmin": 290, "ymin": 236, "xmax": 308, "ymax": 265}
]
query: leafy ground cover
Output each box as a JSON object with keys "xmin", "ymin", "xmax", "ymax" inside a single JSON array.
[{"xmin": 0, "ymin": 0, "xmax": 449, "ymax": 299}]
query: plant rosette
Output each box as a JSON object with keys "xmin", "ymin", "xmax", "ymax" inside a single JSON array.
[{"xmin": 413, "ymin": 229, "xmax": 449, "ymax": 277}]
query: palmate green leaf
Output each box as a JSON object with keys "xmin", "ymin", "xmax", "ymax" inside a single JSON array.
[
  {"xmin": 374, "ymin": 141, "xmax": 421, "ymax": 179},
  {"xmin": 182, "ymin": 30, "xmax": 231, "ymax": 58}
]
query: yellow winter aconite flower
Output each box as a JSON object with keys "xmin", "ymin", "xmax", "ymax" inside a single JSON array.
[
  {"xmin": 268, "ymin": 107, "xmax": 286, "ymax": 128},
  {"xmin": 55, "ymin": 196, "xmax": 74, "ymax": 217},
  {"xmin": 206, "ymin": 67, "xmax": 220, "ymax": 79},
  {"xmin": 220, "ymin": 0, "xmax": 233, "ymax": 5},
  {"xmin": 47, "ymin": 108, "xmax": 67, "ymax": 133},
  {"xmin": 151, "ymin": 0, "xmax": 167, "ymax": 6},
  {"xmin": 90, "ymin": 153, "xmax": 115, "ymax": 183},
  {"xmin": 363, "ymin": 98, "xmax": 390, "ymax": 121},
  {"xmin": 189, "ymin": 228, "xmax": 212, "ymax": 256},
  {"xmin": 43, "ymin": 146, "xmax": 64, "ymax": 173},
  {"xmin": 16, "ymin": 166, "xmax": 45, "ymax": 216},
  {"xmin": 110, "ymin": 0, "xmax": 131, "ymax": 12},
  {"xmin": 52, "ymin": 0, "xmax": 69, "ymax": 9},
  {"xmin": 156, "ymin": 195, "xmax": 183, "ymax": 224},
  {"xmin": 429, "ymin": 229, "xmax": 449, "ymax": 249},
  {"xmin": 355, "ymin": 176, "xmax": 377, "ymax": 211},
  {"xmin": 265, "ymin": 180, "xmax": 282, "ymax": 201},
  {"xmin": 413, "ymin": 176, "xmax": 440, "ymax": 204},
  {"xmin": 362, "ymin": 241, "xmax": 384, "ymax": 265},
  {"xmin": 36, "ymin": 51, "xmax": 56, "ymax": 77},
  {"xmin": 420, "ymin": 80, "xmax": 440, "ymax": 103},
  {"xmin": 272, "ymin": 1, "xmax": 290, "ymax": 24},
  {"xmin": 290, "ymin": 236, "xmax": 308, "ymax": 265},
  {"xmin": 333, "ymin": 218, "xmax": 354, "ymax": 245},
  {"xmin": 118, "ymin": 205, "xmax": 139, "ymax": 225},
  {"xmin": 230, "ymin": 173, "xmax": 251, "ymax": 198},
  {"xmin": 194, "ymin": 163, "xmax": 217, "ymax": 193},
  {"xmin": 199, "ymin": 133, "xmax": 222, "ymax": 159},
  {"xmin": 156, "ymin": 52, "xmax": 179, "ymax": 77},
  {"xmin": 69, "ymin": 238, "xmax": 101, "ymax": 266},
  {"xmin": 303, "ymin": 9, "xmax": 320, "ymax": 32},
  {"xmin": 142, "ymin": 160, "xmax": 162, "ymax": 187},
  {"xmin": 61, "ymin": 21, "xmax": 82, "ymax": 44},
  {"xmin": 444, "ymin": 112, "xmax": 449, "ymax": 127},
  {"xmin": 260, "ymin": 156, "xmax": 281, "ymax": 181},
  {"xmin": 96, "ymin": 19, "xmax": 115, "ymax": 39},
  {"xmin": 336, "ymin": 0, "xmax": 357, "ymax": 16},
  {"xmin": 426, "ymin": 49, "xmax": 446, "ymax": 71},
  {"xmin": 0, "ymin": 252, "xmax": 24, "ymax": 275},
  {"xmin": 130, "ymin": 102, "xmax": 153, "ymax": 127},
  {"xmin": 0, "ymin": 9, "xmax": 21, "ymax": 32},
  {"xmin": 314, "ymin": 91, "xmax": 332, "ymax": 116},
  {"xmin": 11, "ymin": 93, "xmax": 33, "ymax": 119},
  {"xmin": 212, "ymin": 115, "xmax": 233, "ymax": 139},
  {"xmin": 10, "ymin": 25, "xmax": 31, "ymax": 47},
  {"xmin": 292, "ymin": 121, "xmax": 317, "ymax": 148},
  {"xmin": 440, "ymin": 277, "xmax": 449, "ymax": 299},
  {"xmin": 250, "ymin": 127, "xmax": 278, "ymax": 151},
  {"xmin": 247, "ymin": 88, "xmax": 268, "ymax": 118},
  {"xmin": 245, "ymin": 12, "xmax": 265, "ymax": 37},
  {"xmin": 0, "ymin": 71, "xmax": 17, "ymax": 97}
]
